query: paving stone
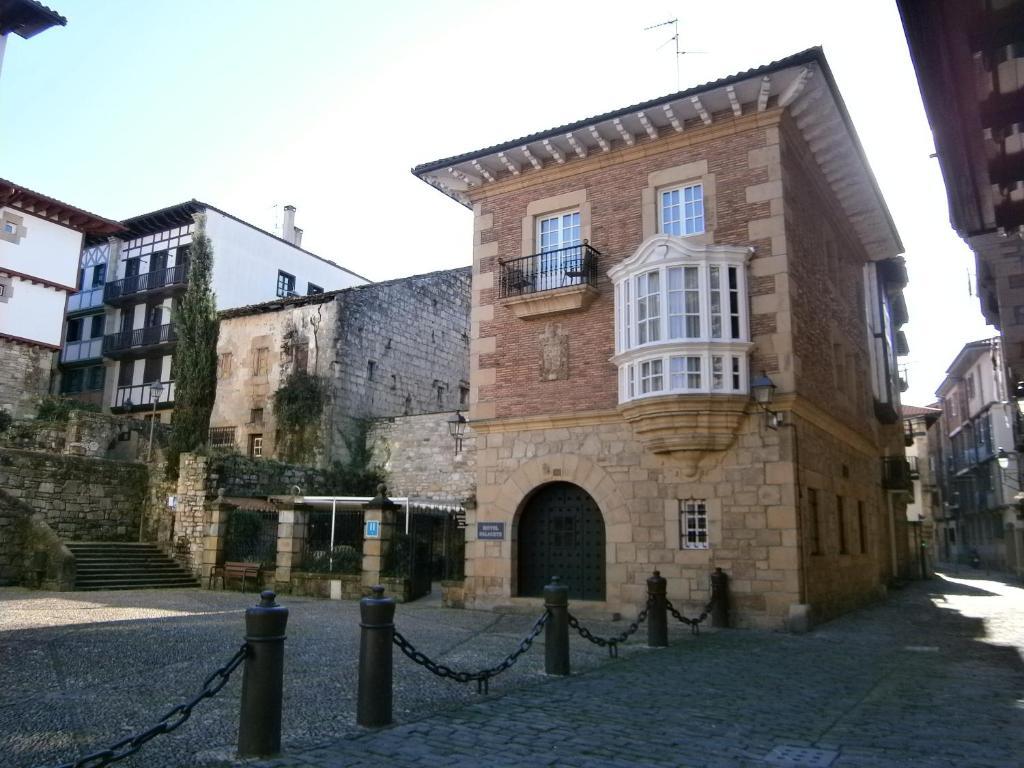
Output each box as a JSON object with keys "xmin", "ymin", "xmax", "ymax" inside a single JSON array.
[{"xmin": 2, "ymin": 574, "xmax": 1023, "ymax": 767}]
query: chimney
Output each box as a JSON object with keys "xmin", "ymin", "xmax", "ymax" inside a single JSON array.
[
  {"xmin": 293, "ymin": 227, "xmax": 303, "ymax": 248},
  {"xmin": 282, "ymin": 205, "xmax": 297, "ymax": 244}
]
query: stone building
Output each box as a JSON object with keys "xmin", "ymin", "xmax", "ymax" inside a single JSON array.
[
  {"xmin": 901, "ymin": 404, "xmax": 941, "ymax": 577},
  {"xmin": 930, "ymin": 337, "xmax": 1024, "ymax": 576},
  {"xmin": 0, "ymin": 179, "xmax": 122, "ymax": 417},
  {"xmin": 413, "ymin": 47, "xmax": 911, "ymax": 629},
  {"xmin": 57, "ymin": 201, "xmax": 367, "ymax": 420},
  {"xmin": 209, "ymin": 267, "xmax": 471, "ymax": 466},
  {"xmin": 898, "ymin": 1, "xmax": 1024, "ymax": 391}
]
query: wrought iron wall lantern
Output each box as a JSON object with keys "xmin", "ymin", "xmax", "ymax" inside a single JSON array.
[
  {"xmin": 750, "ymin": 372, "xmax": 783, "ymax": 430},
  {"xmin": 448, "ymin": 411, "xmax": 467, "ymax": 454}
]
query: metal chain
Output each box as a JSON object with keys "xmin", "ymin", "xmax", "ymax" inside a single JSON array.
[
  {"xmin": 54, "ymin": 643, "xmax": 249, "ymax": 768},
  {"xmin": 567, "ymin": 600, "xmax": 651, "ymax": 658},
  {"xmin": 393, "ymin": 610, "xmax": 549, "ymax": 694},
  {"xmin": 665, "ymin": 596, "xmax": 716, "ymax": 635}
]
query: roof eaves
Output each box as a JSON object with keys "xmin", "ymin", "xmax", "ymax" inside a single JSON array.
[{"xmin": 411, "ymin": 47, "xmax": 824, "ymax": 176}]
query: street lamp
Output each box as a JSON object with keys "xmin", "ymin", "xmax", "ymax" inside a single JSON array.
[
  {"xmin": 997, "ymin": 447, "xmax": 1011, "ymax": 470},
  {"xmin": 750, "ymin": 372, "xmax": 782, "ymax": 430},
  {"xmin": 146, "ymin": 381, "xmax": 165, "ymax": 463},
  {"xmin": 447, "ymin": 411, "xmax": 467, "ymax": 454}
]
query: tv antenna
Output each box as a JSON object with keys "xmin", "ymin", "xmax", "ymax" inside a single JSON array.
[{"xmin": 644, "ymin": 18, "xmax": 707, "ymax": 90}]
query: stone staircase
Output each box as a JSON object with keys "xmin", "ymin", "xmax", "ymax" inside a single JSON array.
[{"xmin": 66, "ymin": 542, "xmax": 199, "ymax": 591}]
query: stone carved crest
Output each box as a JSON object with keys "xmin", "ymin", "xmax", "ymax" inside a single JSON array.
[{"xmin": 539, "ymin": 323, "xmax": 569, "ymax": 381}]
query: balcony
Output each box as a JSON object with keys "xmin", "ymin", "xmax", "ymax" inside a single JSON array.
[
  {"xmin": 103, "ymin": 263, "xmax": 189, "ymax": 306},
  {"xmin": 102, "ymin": 323, "xmax": 177, "ymax": 358},
  {"xmin": 882, "ymin": 456, "xmax": 914, "ymax": 493},
  {"xmin": 61, "ymin": 337, "xmax": 103, "ymax": 364},
  {"xmin": 67, "ymin": 287, "xmax": 104, "ymax": 315},
  {"xmin": 498, "ymin": 243, "xmax": 600, "ymax": 319},
  {"xmin": 111, "ymin": 380, "xmax": 175, "ymax": 413},
  {"xmin": 907, "ymin": 455, "xmax": 920, "ymax": 480}
]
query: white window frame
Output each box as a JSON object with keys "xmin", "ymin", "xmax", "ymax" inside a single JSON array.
[
  {"xmin": 660, "ymin": 183, "xmax": 704, "ymax": 237},
  {"xmin": 611, "ymin": 241, "xmax": 752, "ymax": 404},
  {"xmin": 536, "ymin": 210, "xmax": 581, "ymax": 290},
  {"xmin": 679, "ymin": 499, "xmax": 709, "ymax": 550}
]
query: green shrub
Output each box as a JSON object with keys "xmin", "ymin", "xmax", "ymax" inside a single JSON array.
[
  {"xmin": 300, "ymin": 544, "xmax": 361, "ymax": 574},
  {"xmin": 35, "ymin": 396, "xmax": 100, "ymax": 422}
]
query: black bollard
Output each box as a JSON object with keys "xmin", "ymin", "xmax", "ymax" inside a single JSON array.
[
  {"xmin": 238, "ymin": 590, "xmax": 289, "ymax": 758},
  {"xmin": 710, "ymin": 567, "xmax": 729, "ymax": 628},
  {"xmin": 544, "ymin": 576, "xmax": 570, "ymax": 676},
  {"xmin": 646, "ymin": 570, "xmax": 668, "ymax": 647},
  {"xmin": 357, "ymin": 585, "xmax": 396, "ymax": 728}
]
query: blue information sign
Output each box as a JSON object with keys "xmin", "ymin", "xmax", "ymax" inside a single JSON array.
[
  {"xmin": 477, "ymin": 522, "xmax": 505, "ymax": 540},
  {"xmin": 365, "ymin": 520, "xmax": 381, "ymax": 538}
]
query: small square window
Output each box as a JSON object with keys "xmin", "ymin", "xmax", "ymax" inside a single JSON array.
[
  {"xmin": 253, "ymin": 347, "xmax": 269, "ymax": 377},
  {"xmin": 249, "ymin": 434, "xmax": 263, "ymax": 457},
  {"xmin": 250, "ymin": 408, "xmax": 264, "ymax": 425},
  {"xmin": 277, "ymin": 270, "xmax": 296, "ymax": 298},
  {"xmin": 307, "ymin": 283, "xmax": 323, "ymax": 295},
  {"xmin": 679, "ymin": 499, "xmax": 709, "ymax": 549}
]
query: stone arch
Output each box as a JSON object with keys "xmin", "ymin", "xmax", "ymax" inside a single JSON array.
[{"xmin": 495, "ymin": 454, "xmax": 630, "ymax": 600}]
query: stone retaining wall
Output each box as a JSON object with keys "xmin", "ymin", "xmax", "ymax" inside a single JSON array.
[{"xmin": 0, "ymin": 447, "xmax": 148, "ymax": 541}]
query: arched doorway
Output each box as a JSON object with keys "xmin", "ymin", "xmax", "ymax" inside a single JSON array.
[{"xmin": 517, "ymin": 482, "xmax": 605, "ymax": 600}]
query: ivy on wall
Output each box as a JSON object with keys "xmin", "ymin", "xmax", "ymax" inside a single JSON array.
[{"xmin": 273, "ymin": 370, "xmax": 326, "ymax": 464}]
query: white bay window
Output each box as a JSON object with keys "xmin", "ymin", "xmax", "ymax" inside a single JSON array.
[{"xmin": 610, "ymin": 237, "xmax": 753, "ymax": 403}]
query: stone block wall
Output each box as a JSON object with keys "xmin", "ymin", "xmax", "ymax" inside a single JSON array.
[
  {"xmin": 326, "ymin": 268, "xmax": 471, "ymax": 462},
  {"xmin": 0, "ymin": 409, "xmax": 168, "ymax": 463},
  {"xmin": 0, "ymin": 338, "xmax": 53, "ymax": 419},
  {"xmin": 368, "ymin": 412, "xmax": 476, "ymax": 500},
  {"xmin": 470, "ymin": 412, "xmax": 801, "ymax": 628},
  {"xmin": 0, "ymin": 488, "xmax": 28, "ymax": 584},
  {"xmin": 0, "ymin": 447, "xmax": 148, "ymax": 541}
]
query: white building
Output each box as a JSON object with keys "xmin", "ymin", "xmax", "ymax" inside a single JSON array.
[
  {"xmin": 58, "ymin": 200, "xmax": 369, "ymax": 421},
  {"xmin": 0, "ymin": 178, "xmax": 122, "ymax": 416}
]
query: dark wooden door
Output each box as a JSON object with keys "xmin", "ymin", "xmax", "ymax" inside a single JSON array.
[{"xmin": 518, "ymin": 483, "xmax": 605, "ymax": 601}]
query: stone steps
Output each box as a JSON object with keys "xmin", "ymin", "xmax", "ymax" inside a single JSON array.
[{"xmin": 66, "ymin": 541, "xmax": 199, "ymax": 591}]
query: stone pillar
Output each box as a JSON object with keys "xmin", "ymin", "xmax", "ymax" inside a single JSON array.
[
  {"xmin": 273, "ymin": 497, "xmax": 307, "ymax": 592},
  {"xmin": 202, "ymin": 490, "xmax": 234, "ymax": 587},
  {"xmin": 362, "ymin": 485, "xmax": 400, "ymax": 588}
]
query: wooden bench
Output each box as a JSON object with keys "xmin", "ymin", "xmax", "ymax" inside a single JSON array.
[{"xmin": 210, "ymin": 561, "xmax": 264, "ymax": 593}]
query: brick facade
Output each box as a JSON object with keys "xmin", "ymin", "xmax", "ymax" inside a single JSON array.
[{"xmin": 428, "ymin": 65, "xmax": 908, "ymax": 628}]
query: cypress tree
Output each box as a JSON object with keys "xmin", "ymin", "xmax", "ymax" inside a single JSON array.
[{"xmin": 166, "ymin": 213, "xmax": 218, "ymax": 477}]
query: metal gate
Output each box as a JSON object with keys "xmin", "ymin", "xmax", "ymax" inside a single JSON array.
[
  {"xmin": 383, "ymin": 512, "xmax": 435, "ymax": 601},
  {"xmin": 517, "ymin": 482, "xmax": 605, "ymax": 600}
]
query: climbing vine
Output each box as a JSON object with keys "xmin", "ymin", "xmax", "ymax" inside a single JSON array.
[
  {"xmin": 273, "ymin": 370, "xmax": 326, "ymax": 463},
  {"xmin": 323, "ymin": 418, "xmax": 386, "ymax": 495}
]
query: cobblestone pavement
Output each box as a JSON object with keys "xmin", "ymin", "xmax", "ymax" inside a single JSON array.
[
  {"xmin": 0, "ymin": 585, "xmax": 656, "ymax": 768},
  {"xmin": 3, "ymin": 574, "xmax": 1023, "ymax": 768}
]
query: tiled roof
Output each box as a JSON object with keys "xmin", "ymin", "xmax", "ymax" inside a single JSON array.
[
  {"xmin": 0, "ymin": 177, "xmax": 123, "ymax": 234},
  {"xmin": 412, "ymin": 47, "xmax": 828, "ymax": 175},
  {"xmin": 901, "ymin": 405, "xmax": 941, "ymax": 417}
]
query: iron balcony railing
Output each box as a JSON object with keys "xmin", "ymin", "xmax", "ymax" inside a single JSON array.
[
  {"xmin": 103, "ymin": 263, "xmax": 190, "ymax": 304},
  {"xmin": 61, "ymin": 337, "xmax": 103, "ymax": 364},
  {"xmin": 103, "ymin": 323, "xmax": 177, "ymax": 355},
  {"xmin": 113, "ymin": 380, "xmax": 175, "ymax": 410},
  {"xmin": 881, "ymin": 456, "xmax": 913, "ymax": 492},
  {"xmin": 67, "ymin": 286, "xmax": 105, "ymax": 314},
  {"xmin": 498, "ymin": 243, "xmax": 600, "ymax": 299},
  {"xmin": 208, "ymin": 426, "xmax": 237, "ymax": 447}
]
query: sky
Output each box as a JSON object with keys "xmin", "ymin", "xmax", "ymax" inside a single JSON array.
[{"xmin": 0, "ymin": 0, "xmax": 993, "ymax": 406}]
